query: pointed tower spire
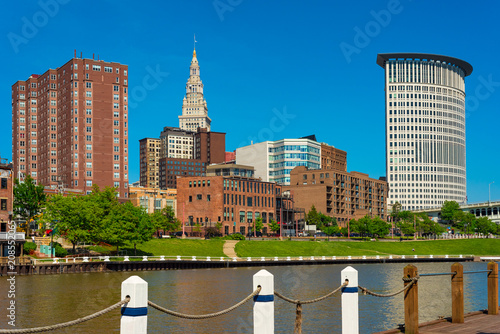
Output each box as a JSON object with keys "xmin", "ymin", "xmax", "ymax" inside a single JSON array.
[{"xmin": 179, "ymin": 44, "xmax": 211, "ymax": 132}]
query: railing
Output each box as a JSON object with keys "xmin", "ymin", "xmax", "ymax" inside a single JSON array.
[
  {"xmin": 0, "ymin": 262, "xmax": 497, "ymax": 333},
  {"xmin": 29, "ymin": 253, "xmax": 473, "ymax": 265}
]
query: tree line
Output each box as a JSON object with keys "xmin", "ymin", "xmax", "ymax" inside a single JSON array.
[{"xmin": 13, "ymin": 176, "xmax": 180, "ymax": 255}]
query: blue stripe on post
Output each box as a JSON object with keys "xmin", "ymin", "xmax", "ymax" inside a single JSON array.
[
  {"xmin": 342, "ymin": 287, "xmax": 358, "ymax": 293},
  {"xmin": 121, "ymin": 307, "xmax": 148, "ymax": 317},
  {"xmin": 254, "ymin": 294, "xmax": 274, "ymax": 302}
]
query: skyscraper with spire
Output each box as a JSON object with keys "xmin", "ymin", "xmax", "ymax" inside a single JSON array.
[{"xmin": 178, "ymin": 48, "xmax": 211, "ymax": 131}]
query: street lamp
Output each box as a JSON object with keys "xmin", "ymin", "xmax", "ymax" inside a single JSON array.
[{"xmin": 489, "ymin": 181, "xmax": 494, "ymax": 206}]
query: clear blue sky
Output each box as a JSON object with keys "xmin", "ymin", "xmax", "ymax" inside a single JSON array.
[{"xmin": 1, "ymin": 0, "xmax": 498, "ymax": 203}]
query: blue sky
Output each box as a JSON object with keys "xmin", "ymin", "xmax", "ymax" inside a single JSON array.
[{"xmin": 1, "ymin": 0, "xmax": 498, "ymax": 203}]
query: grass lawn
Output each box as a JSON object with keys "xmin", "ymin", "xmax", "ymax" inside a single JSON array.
[
  {"xmin": 121, "ymin": 238, "xmax": 227, "ymax": 257},
  {"xmin": 234, "ymin": 239, "xmax": 500, "ymax": 257}
]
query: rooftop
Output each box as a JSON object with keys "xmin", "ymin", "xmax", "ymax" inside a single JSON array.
[{"xmin": 376, "ymin": 53, "xmax": 473, "ymax": 77}]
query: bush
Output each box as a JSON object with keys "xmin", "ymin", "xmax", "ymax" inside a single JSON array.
[
  {"xmin": 53, "ymin": 242, "xmax": 68, "ymax": 257},
  {"xmin": 24, "ymin": 242, "xmax": 37, "ymax": 255}
]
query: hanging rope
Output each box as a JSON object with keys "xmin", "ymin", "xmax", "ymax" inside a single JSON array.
[
  {"xmin": 358, "ymin": 277, "xmax": 419, "ymax": 298},
  {"xmin": 274, "ymin": 282, "xmax": 348, "ymax": 333},
  {"xmin": 0, "ymin": 297, "xmax": 130, "ymax": 334},
  {"xmin": 148, "ymin": 286, "xmax": 261, "ymax": 319}
]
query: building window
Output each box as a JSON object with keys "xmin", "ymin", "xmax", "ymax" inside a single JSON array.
[
  {"xmin": 0, "ymin": 178, "xmax": 7, "ymax": 189},
  {"xmin": 189, "ymin": 196, "xmax": 192, "ymax": 202},
  {"xmin": 197, "ymin": 194, "xmax": 202, "ymax": 200},
  {"xmin": 0, "ymin": 199, "xmax": 7, "ymax": 211},
  {"xmin": 207, "ymin": 194, "xmax": 211, "ymax": 201}
]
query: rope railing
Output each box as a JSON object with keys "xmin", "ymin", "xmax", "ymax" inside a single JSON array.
[
  {"xmin": 147, "ymin": 286, "xmax": 261, "ymax": 320},
  {"xmin": 0, "ymin": 297, "xmax": 130, "ymax": 334},
  {"xmin": 273, "ymin": 281, "xmax": 348, "ymax": 333},
  {"xmin": 358, "ymin": 277, "xmax": 419, "ymax": 298}
]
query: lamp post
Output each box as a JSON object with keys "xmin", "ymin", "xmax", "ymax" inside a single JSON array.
[{"xmin": 489, "ymin": 181, "xmax": 494, "ymax": 206}]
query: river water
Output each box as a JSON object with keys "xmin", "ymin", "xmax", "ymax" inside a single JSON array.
[{"xmin": 0, "ymin": 261, "xmax": 495, "ymax": 333}]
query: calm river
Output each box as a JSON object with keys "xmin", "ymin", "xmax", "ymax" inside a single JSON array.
[{"xmin": 0, "ymin": 261, "xmax": 496, "ymax": 333}]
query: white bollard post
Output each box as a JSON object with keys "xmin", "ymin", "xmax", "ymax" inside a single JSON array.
[
  {"xmin": 347, "ymin": 256, "xmax": 351, "ymax": 260},
  {"xmin": 311, "ymin": 256, "xmax": 315, "ymax": 260},
  {"xmin": 362, "ymin": 256, "xmax": 366, "ymax": 260},
  {"xmin": 430, "ymin": 255, "xmax": 433, "ymax": 259},
  {"xmin": 192, "ymin": 256, "xmax": 197, "ymax": 261},
  {"xmin": 389, "ymin": 255, "xmax": 393, "ymax": 259},
  {"xmin": 206, "ymin": 256, "xmax": 211, "ymax": 261},
  {"xmin": 376, "ymin": 255, "xmax": 380, "ymax": 259},
  {"xmin": 160, "ymin": 256, "xmax": 165, "ymax": 261},
  {"xmin": 142, "ymin": 256, "xmax": 148, "ymax": 262},
  {"xmin": 261, "ymin": 257, "xmax": 265, "ymax": 262},
  {"xmin": 322, "ymin": 256, "xmax": 326, "ymax": 261},
  {"xmin": 83, "ymin": 257, "xmax": 89, "ymax": 262},
  {"xmin": 248, "ymin": 257, "xmax": 252, "ymax": 262},
  {"xmin": 299, "ymin": 256, "xmax": 303, "ymax": 261},
  {"xmin": 341, "ymin": 266, "xmax": 359, "ymax": 334},
  {"xmin": 445, "ymin": 255, "xmax": 449, "ymax": 258},
  {"xmin": 176, "ymin": 255, "xmax": 181, "ymax": 261},
  {"xmin": 124, "ymin": 256, "xmax": 130, "ymax": 262},
  {"xmin": 286, "ymin": 256, "xmax": 291, "ymax": 261},
  {"xmin": 233, "ymin": 257, "xmax": 237, "ymax": 262},
  {"xmin": 53, "ymin": 258, "xmax": 58, "ymax": 264},
  {"xmin": 402, "ymin": 255, "xmax": 405, "ymax": 259},
  {"xmin": 414, "ymin": 255, "xmax": 418, "ymax": 259},
  {"xmin": 220, "ymin": 257, "xmax": 224, "ymax": 261},
  {"xmin": 104, "ymin": 256, "xmax": 110, "ymax": 262},
  {"xmin": 253, "ymin": 269, "xmax": 274, "ymax": 334},
  {"xmin": 459, "ymin": 254, "xmax": 463, "ymax": 258},
  {"xmin": 273, "ymin": 257, "xmax": 278, "ymax": 261},
  {"xmin": 332, "ymin": 256, "xmax": 336, "ymax": 260},
  {"xmin": 121, "ymin": 276, "xmax": 148, "ymax": 334}
]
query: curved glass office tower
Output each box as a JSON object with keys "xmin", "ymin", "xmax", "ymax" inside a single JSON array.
[{"xmin": 377, "ymin": 53, "xmax": 472, "ymax": 211}]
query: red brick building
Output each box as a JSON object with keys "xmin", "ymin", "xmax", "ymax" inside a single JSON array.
[
  {"xmin": 285, "ymin": 166, "xmax": 388, "ymax": 226},
  {"xmin": 177, "ymin": 175, "xmax": 286, "ymax": 236},
  {"xmin": 0, "ymin": 158, "xmax": 14, "ymax": 229},
  {"xmin": 12, "ymin": 54, "xmax": 129, "ymax": 197}
]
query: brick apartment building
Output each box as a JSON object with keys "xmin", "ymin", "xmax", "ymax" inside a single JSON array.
[
  {"xmin": 139, "ymin": 138, "xmax": 161, "ymax": 188},
  {"xmin": 128, "ymin": 186, "xmax": 177, "ymax": 215},
  {"xmin": 12, "ymin": 53, "xmax": 129, "ymax": 197},
  {"xmin": 285, "ymin": 166, "xmax": 388, "ymax": 226},
  {"xmin": 0, "ymin": 158, "xmax": 14, "ymax": 227},
  {"xmin": 321, "ymin": 143, "xmax": 347, "ymax": 171},
  {"xmin": 177, "ymin": 175, "xmax": 283, "ymax": 236}
]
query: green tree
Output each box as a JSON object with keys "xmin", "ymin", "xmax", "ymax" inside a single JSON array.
[
  {"xmin": 151, "ymin": 206, "xmax": 180, "ymax": 236},
  {"xmin": 441, "ymin": 200, "xmax": 460, "ymax": 222},
  {"xmin": 269, "ymin": 219, "xmax": 280, "ymax": 235},
  {"xmin": 306, "ymin": 205, "xmax": 320, "ymax": 227},
  {"xmin": 323, "ymin": 225, "xmax": 337, "ymax": 241},
  {"xmin": 390, "ymin": 201, "xmax": 402, "ymax": 223},
  {"xmin": 252, "ymin": 217, "xmax": 264, "ymax": 234},
  {"xmin": 476, "ymin": 217, "xmax": 497, "ymax": 235},
  {"xmin": 318, "ymin": 213, "xmax": 337, "ymax": 230},
  {"xmin": 371, "ymin": 216, "xmax": 391, "ymax": 238},
  {"xmin": 119, "ymin": 202, "xmax": 155, "ymax": 255},
  {"xmin": 43, "ymin": 194, "xmax": 94, "ymax": 254},
  {"xmin": 13, "ymin": 175, "xmax": 46, "ymax": 237}
]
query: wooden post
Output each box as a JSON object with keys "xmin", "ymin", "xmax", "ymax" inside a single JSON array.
[
  {"xmin": 404, "ymin": 264, "xmax": 418, "ymax": 334},
  {"xmin": 488, "ymin": 261, "xmax": 499, "ymax": 315},
  {"xmin": 341, "ymin": 266, "xmax": 359, "ymax": 334},
  {"xmin": 451, "ymin": 263, "xmax": 464, "ymax": 323},
  {"xmin": 253, "ymin": 269, "xmax": 274, "ymax": 333},
  {"xmin": 121, "ymin": 275, "xmax": 148, "ymax": 334}
]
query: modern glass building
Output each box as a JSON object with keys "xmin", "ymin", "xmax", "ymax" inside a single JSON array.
[
  {"xmin": 377, "ymin": 53, "xmax": 473, "ymax": 211},
  {"xmin": 235, "ymin": 138, "xmax": 321, "ymax": 185}
]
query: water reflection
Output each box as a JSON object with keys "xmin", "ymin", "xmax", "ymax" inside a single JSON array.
[{"xmin": 0, "ymin": 262, "xmax": 495, "ymax": 333}]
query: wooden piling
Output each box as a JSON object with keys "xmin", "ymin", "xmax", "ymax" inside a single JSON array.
[
  {"xmin": 487, "ymin": 261, "xmax": 498, "ymax": 315},
  {"xmin": 451, "ymin": 263, "xmax": 464, "ymax": 323},
  {"xmin": 404, "ymin": 264, "xmax": 419, "ymax": 334}
]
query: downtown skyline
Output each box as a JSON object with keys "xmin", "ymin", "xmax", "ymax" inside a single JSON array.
[{"xmin": 1, "ymin": 0, "xmax": 499, "ymax": 203}]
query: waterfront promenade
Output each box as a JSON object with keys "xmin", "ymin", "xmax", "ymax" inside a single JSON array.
[{"xmin": 376, "ymin": 309, "xmax": 500, "ymax": 333}]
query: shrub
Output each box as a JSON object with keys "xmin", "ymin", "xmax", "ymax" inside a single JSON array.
[
  {"xmin": 53, "ymin": 242, "xmax": 68, "ymax": 257},
  {"xmin": 24, "ymin": 242, "xmax": 37, "ymax": 255}
]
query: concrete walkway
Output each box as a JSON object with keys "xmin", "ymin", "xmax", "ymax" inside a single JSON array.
[{"xmin": 223, "ymin": 240, "xmax": 239, "ymax": 258}]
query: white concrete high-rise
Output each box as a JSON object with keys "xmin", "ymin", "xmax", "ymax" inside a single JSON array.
[
  {"xmin": 179, "ymin": 48, "xmax": 211, "ymax": 131},
  {"xmin": 377, "ymin": 53, "xmax": 473, "ymax": 211}
]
